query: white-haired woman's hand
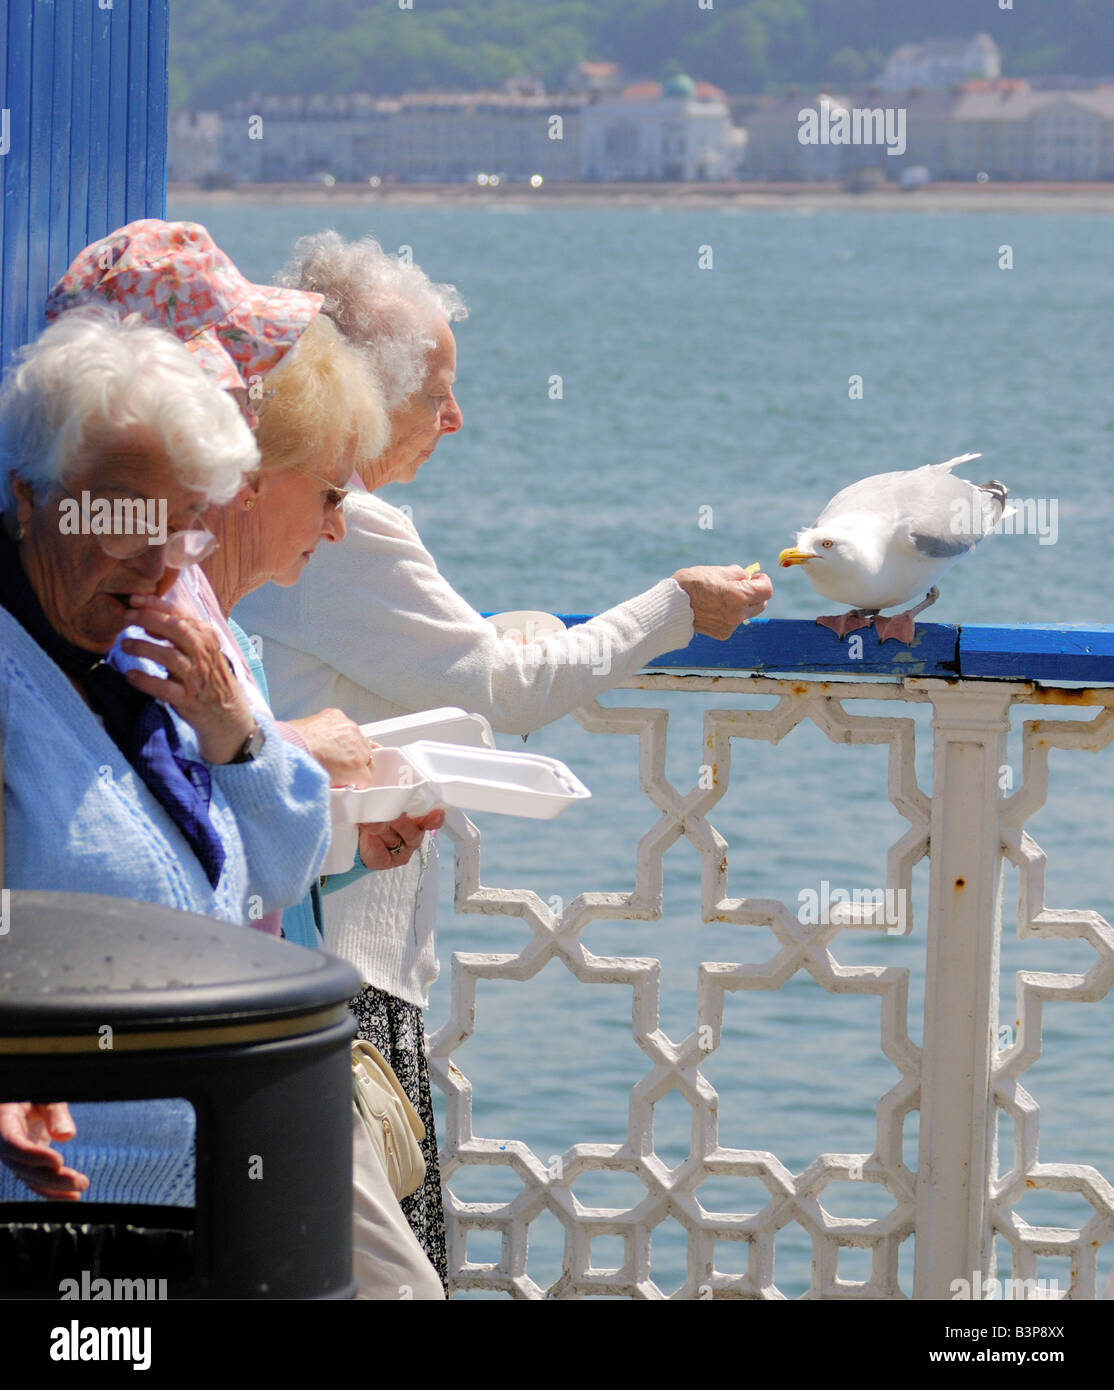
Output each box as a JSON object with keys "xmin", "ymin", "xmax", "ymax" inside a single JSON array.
[
  {"xmin": 286, "ymin": 709, "xmax": 377, "ymax": 789},
  {"xmin": 357, "ymin": 810, "xmax": 446, "ymax": 871},
  {"xmin": 119, "ymin": 593, "xmax": 256, "ymax": 764},
  {"xmin": 673, "ymin": 565, "xmax": 774, "ymax": 640},
  {"xmin": 0, "ymin": 1102, "xmax": 89, "ymax": 1200}
]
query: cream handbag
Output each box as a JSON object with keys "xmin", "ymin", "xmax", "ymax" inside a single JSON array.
[{"xmin": 351, "ymin": 1040, "xmax": 427, "ymax": 1200}]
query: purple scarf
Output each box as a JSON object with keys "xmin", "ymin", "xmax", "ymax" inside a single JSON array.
[{"xmin": 0, "ymin": 522, "xmax": 226, "ymax": 887}]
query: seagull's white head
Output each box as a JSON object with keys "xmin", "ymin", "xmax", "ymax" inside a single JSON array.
[{"xmin": 778, "ymin": 524, "xmax": 880, "ymax": 604}]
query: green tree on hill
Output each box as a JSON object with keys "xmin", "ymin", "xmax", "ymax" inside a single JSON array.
[{"xmin": 169, "ymin": 0, "xmax": 1114, "ymax": 108}]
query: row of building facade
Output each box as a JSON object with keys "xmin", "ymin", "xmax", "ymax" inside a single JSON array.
[
  {"xmin": 743, "ymin": 82, "xmax": 1114, "ymax": 182},
  {"xmin": 170, "ymin": 77, "xmax": 1114, "ymax": 186}
]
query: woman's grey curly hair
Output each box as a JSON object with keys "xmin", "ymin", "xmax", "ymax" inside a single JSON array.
[{"xmin": 275, "ymin": 230, "xmax": 467, "ymax": 412}]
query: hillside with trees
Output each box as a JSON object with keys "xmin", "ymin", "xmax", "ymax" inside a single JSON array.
[{"xmin": 169, "ymin": 0, "xmax": 1113, "ymax": 107}]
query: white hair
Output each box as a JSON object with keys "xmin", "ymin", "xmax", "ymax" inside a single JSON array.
[
  {"xmin": 276, "ymin": 230, "xmax": 467, "ymax": 411},
  {"xmin": 0, "ymin": 308, "xmax": 260, "ymax": 510}
]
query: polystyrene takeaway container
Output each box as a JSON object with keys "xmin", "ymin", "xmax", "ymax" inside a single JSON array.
[
  {"xmin": 401, "ymin": 741, "xmax": 590, "ymax": 819},
  {"xmin": 319, "ymin": 740, "xmax": 591, "ymax": 875},
  {"xmin": 319, "ymin": 749, "xmax": 430, "ymax": 875},
  {"xmin": 358, "ymin": 707, "xmax": 495, "ymax": 750}
]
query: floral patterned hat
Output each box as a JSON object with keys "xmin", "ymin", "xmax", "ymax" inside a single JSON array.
[{"xmin": 44, "ymin": 219, "xmax": 322, "ymax": 395}]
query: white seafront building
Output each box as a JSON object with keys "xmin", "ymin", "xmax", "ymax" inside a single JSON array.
[
  {"xmin": 877, "ymin": 32, "xmax": 1002, "ymax": 93},
  {"xmin": 211, "ymin": 90, "xmax": 586, "ymax": 185},
  {"xmin": 736, "ymin": 80, "xmax": 1114, "ymax": 182},
  {"xmin": 166, "ymin": 25, "xmax": 1114, "ymax": 191},
  {"xmin": 579, "ymin": 74, "xmax": 740, "ymax": 181},
  {"xmin": 170, "ymin": 71, "xmax": 741, "ymax": 185}
]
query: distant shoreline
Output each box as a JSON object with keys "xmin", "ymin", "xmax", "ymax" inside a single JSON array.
[{"xmin": 169, "ymin": 180, "xmax": 1114, "ymax": 214}]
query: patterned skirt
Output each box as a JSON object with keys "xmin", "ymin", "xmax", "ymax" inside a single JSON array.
[{"xmin": 348, "ymin": 983, "xmax": 448, "ymax": 1294}]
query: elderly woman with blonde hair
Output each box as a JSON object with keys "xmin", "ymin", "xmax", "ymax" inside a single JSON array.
[{"xmin": 238, "ymin": 230, "xmax": 775, "ymax": 1291}]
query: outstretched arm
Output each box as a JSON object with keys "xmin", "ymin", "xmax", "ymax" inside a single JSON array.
[{"xmin": 239, "ymin": 495, "xmax": 772, "ymax": 736}]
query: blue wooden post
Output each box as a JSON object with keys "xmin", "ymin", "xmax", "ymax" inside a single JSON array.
[{"xmin": 0, "ymin": 0, "xmax": 169, "ymax": 373}]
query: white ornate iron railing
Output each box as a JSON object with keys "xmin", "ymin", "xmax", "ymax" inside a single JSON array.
[{"xmin": 429, "ymin": 618, "xmax": 1114, "ymax": 1299}]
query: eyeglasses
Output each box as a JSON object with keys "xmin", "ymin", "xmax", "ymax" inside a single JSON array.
[
  {"xmin": 297, "ymin": 468, "xmax": 350, "ymax": 513},
  {"xmin": 52, "ymin": 483, "xmax": 219, "ymax": 567}
]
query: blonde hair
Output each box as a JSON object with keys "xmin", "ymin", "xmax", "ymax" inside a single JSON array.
[{"xmin": 253, "ymin": 314, "xmax": 388, "ymax": 474}]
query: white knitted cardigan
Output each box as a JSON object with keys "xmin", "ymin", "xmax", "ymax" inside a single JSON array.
[{"xmin": 235, "ymin": 490, "xmax": 695, "ymax": 1008}]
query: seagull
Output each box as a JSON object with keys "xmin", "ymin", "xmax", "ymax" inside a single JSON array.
[{"xmin": 777, "ymin": 454, "xmax": 1011, "ymax": 643}]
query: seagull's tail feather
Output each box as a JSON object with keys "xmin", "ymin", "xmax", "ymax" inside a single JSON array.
[
  {"xmin": 978, "ymin": 478, "xmax": 1013, "ymax": 526},
  {"xmin": 931, "ymin": 452, "xmax": 982, "ymax": 472}
]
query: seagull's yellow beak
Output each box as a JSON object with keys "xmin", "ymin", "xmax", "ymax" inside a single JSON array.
[{"xmin": 778, "ymin": 547, "xmax": 816, "ymax": 568}]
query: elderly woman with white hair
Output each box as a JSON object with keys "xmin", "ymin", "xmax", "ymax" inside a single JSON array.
[
  {"xmin": 238, "ymin": 230, "xmax": 775, "ymax": 1290},
  {"xmin": 0, "ymin": 308, "xmax": 332, "ymax": 1207}
]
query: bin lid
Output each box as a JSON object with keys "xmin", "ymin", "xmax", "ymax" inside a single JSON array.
[{"xmin": 0, "ymin": 892, "xmax": 361, "ymax": 1037}]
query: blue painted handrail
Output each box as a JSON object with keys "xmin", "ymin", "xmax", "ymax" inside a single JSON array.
[{"xmin": 542, "ymin": 616, "xmax": 1114, "ymax": 683}]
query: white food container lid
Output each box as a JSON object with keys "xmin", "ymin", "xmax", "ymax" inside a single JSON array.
[
  {"xmin": 319, "ymin": 736, "xmax": 590, "ymax": 876},
  {"xmin": 358, "ymin": 707, "xmax": 495, "ymax": 750}
]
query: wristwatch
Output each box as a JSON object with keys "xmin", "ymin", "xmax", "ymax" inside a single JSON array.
[{"xmin": 229, "ymin": 723, "xmax": 266, "ymax": 764}]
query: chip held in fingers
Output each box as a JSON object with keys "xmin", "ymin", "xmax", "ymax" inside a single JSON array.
[{"xmin": 736, "ymin": 561, "xmax": 763, "ymax": 627}]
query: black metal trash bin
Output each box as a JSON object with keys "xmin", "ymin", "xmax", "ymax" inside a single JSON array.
[{"xmin": 0, "ymin": 890, "xmax": 360, "ymax": 1299}]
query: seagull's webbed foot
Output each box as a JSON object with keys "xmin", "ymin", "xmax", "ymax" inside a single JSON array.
[
  {"xmin": 816, "ymin": 609, "xmax": 876, "ymax": 639},
  {"xmin": 873, "ymin": 587, "xmax": 940, "ymax": 645}
]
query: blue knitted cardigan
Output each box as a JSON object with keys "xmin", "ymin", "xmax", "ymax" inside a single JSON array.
[{"xmin": 0, "ymin": 604, "xmax": 332, "ymax": 1205}]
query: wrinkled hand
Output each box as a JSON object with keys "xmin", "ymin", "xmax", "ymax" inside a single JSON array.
[
  {"xmin": 672, "ymin": 565, "xmax": 774, "ymax": 640},
  {"xmin": 288, "ymin": 709, "xmax": 378, "ymax": 788},
  {"xmin": 0, "ymin": 1102, "xmax": 88, "ymax": 1200},
  {"xmin": 357, "ymin": 810, "xmax": 446, "ymax": 871},
  {"xmin": 120, "ymin": 594, "xmax": 255, "ymax": 764}
]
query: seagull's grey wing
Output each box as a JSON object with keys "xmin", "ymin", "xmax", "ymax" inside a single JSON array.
[
  {"xmin": 814, "ymin": 456, "xmax": 983, "ymax": 528},
  {"xmin": 906, "ymin": 524, "xmax": 975, "ymax": 558},
  {"xmin": 903, "ymin": 472, "xmax": 1007, "ymax": 557},
  {"xmin": 817, "ymin": 467, "xmax": 999, "ymax": 559},
  {"xmin": 812, "ymin": 470, "xmax": 912, "ymax": 526},
  {"xmin": 927, "ymin": 452, "xmax": 982, "ymax": 473}
]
